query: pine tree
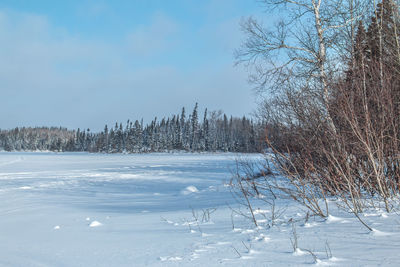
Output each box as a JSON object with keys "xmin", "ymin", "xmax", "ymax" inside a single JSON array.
[
  {"xmin": 203, "ymin": 108, "xmax": 209, "ymax": 151},
  {"xmin": 180, "ymin": 107, "xmax": 186, "ymax": 150},
  {"xmin": 103, "ymin": 125, "xmax": 109, "ymax": 152},
  {"xmin": 0, "ymin": 105, "xmax": 264, "ymax": 153},
  {"xmin": 191, "ymin": 103, "xmax": 199, "ymax": 150}
]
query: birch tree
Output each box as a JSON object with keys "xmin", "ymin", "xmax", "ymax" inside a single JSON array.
[{"xmin": 236, "ymin": 0, "xmax": 371, "ymax": 133}]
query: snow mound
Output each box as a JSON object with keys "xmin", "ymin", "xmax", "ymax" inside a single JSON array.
[
  {"xmin": 364, "ymin": 213, "xmax": 380, "ymax": 217},
  {"xmin": 371, "ymin": 228, "xmax": 391, "ymax": 237},
  {"xmin": 316, "ymin": 257, "xmax": 343, "ymax": 265},
  {"xmin": 215, "ymin": 241, "xmax": 231, "ymax": 246},
  {"xmin": 19, "ymin": 186, "xmax": 32, "ymax": 190},
  {"xmin": 201, "ymin": 233, "xmax": 212, "ymax": 237},
  {"xmin": 304, "ymin": 222, "xmax": 319, "ymax": 228},
  {"xmin": 241, "ymin": 229, "xmax": 255, "ymax": 234},
  {"xmin": 326, "ymin": 215, "xmax": 346, "ymax": 223},
  {"xmin": 293, "ymin": 248, "xmax": 307, "ymax": 256},
  {"xmin": 181, "ymin": 185, "xmax": 199, "ymax": 195},
  {"xmin": 89, "ymin": 221, "xmax": 102, "ymax": 227},
  {"xmin": 248, "ymin": 249, "xmax": 261, "ymax": 255},
  {"xmin": 255, "ymin": 234, "xmax": 270, "ymax": 242},
  {"xmin": 159, "ymin": 256, "xmax": 182, "ymax": 262},
  {"xmin": 191, "ymin": 253, "xmax": 200, "ymax": 259}
]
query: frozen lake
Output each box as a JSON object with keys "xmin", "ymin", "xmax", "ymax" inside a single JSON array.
[
  {"xmin": 0, "ymin": 152, "xmax": 249, "ymax": 213},
  {"xmin": 0, "ymin": 152, "xmax": 261, "ymax": 266},
  {"xmin": 0, "ymin": 152, "xmax": 399, "ymax": 266}
]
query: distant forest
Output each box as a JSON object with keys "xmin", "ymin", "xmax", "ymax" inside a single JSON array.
[{"xmin": 0, "ymin": 104, "xmax": 265, "ymax": 153}]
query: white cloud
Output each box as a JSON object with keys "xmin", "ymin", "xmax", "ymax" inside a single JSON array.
[{"xmin": 0, "ymin": 9, "xmax": 254, "ymax": 130}]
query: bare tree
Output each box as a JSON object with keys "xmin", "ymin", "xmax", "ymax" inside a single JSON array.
[
  {"xmin": 233, "ymin": 0, "xmax": 400, "ymax": 230},
  {"xmin": 236, "ymin": 0, "xmax": 371, "ymax": 134}
]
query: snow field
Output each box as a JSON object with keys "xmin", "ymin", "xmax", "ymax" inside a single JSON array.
[{"xmin": 0, "ymin": 152, "xmax": 399, "ymax": 266}]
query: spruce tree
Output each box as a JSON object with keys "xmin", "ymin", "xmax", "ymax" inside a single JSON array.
[{"xmin": 191, "ymin": 103, "xmax": 199, "ymax": 150}]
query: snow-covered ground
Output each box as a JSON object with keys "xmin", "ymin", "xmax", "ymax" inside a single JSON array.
[{"xmin": 0, "ymin": 152, "xmax": 399, "ymax": 266}]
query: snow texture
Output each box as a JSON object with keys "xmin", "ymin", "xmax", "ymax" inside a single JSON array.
[{"xmin": 0, "ymin": 152, "xmax": 399, "ymax": 266}]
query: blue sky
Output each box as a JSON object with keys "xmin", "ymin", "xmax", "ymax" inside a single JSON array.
[{"xmin": 0, "ymin": 0, "xmax": 265, "ymax": 131}]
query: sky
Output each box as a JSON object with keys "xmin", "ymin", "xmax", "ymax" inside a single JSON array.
[{"xmin": 0, "ymin": 0, "xmax": 266, "ymax": 131}]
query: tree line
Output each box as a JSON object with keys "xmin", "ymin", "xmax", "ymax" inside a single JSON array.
[{"xmin": 0, "ymin": 104, "xmax": 265, "ymax": 153}]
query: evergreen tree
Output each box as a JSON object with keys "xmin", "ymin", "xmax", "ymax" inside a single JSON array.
[
  {"xmin": 203, "ymin": 108, "xmax": 209, "ymax": 151},
  {"xmin": 104, "ymin": 125, "xmax": 109, "ymax": 152},
  {"xmin": 191, "ymin": 103, "xmax": 199, "ymax": 150},
  {"xmin": 0, "ymin": 105, "xmax": 264, "ymax": 153}
]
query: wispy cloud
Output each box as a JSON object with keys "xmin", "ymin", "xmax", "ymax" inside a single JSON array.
[
  {"xmin": 126, "ymin": 13, "xmax": 179, "ymax": 56},
  {"xmin": 0, "ymin": 8, "xmax": 254, "ymax": 130}
]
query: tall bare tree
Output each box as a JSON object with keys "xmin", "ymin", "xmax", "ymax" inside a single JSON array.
[
  {"xmin": 236, "ymin": 0, "xmax": 371, "ymax": 133},
  {"xmin": 234, "ymin": 0, "xmax": 400, "ymax": 227}
]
